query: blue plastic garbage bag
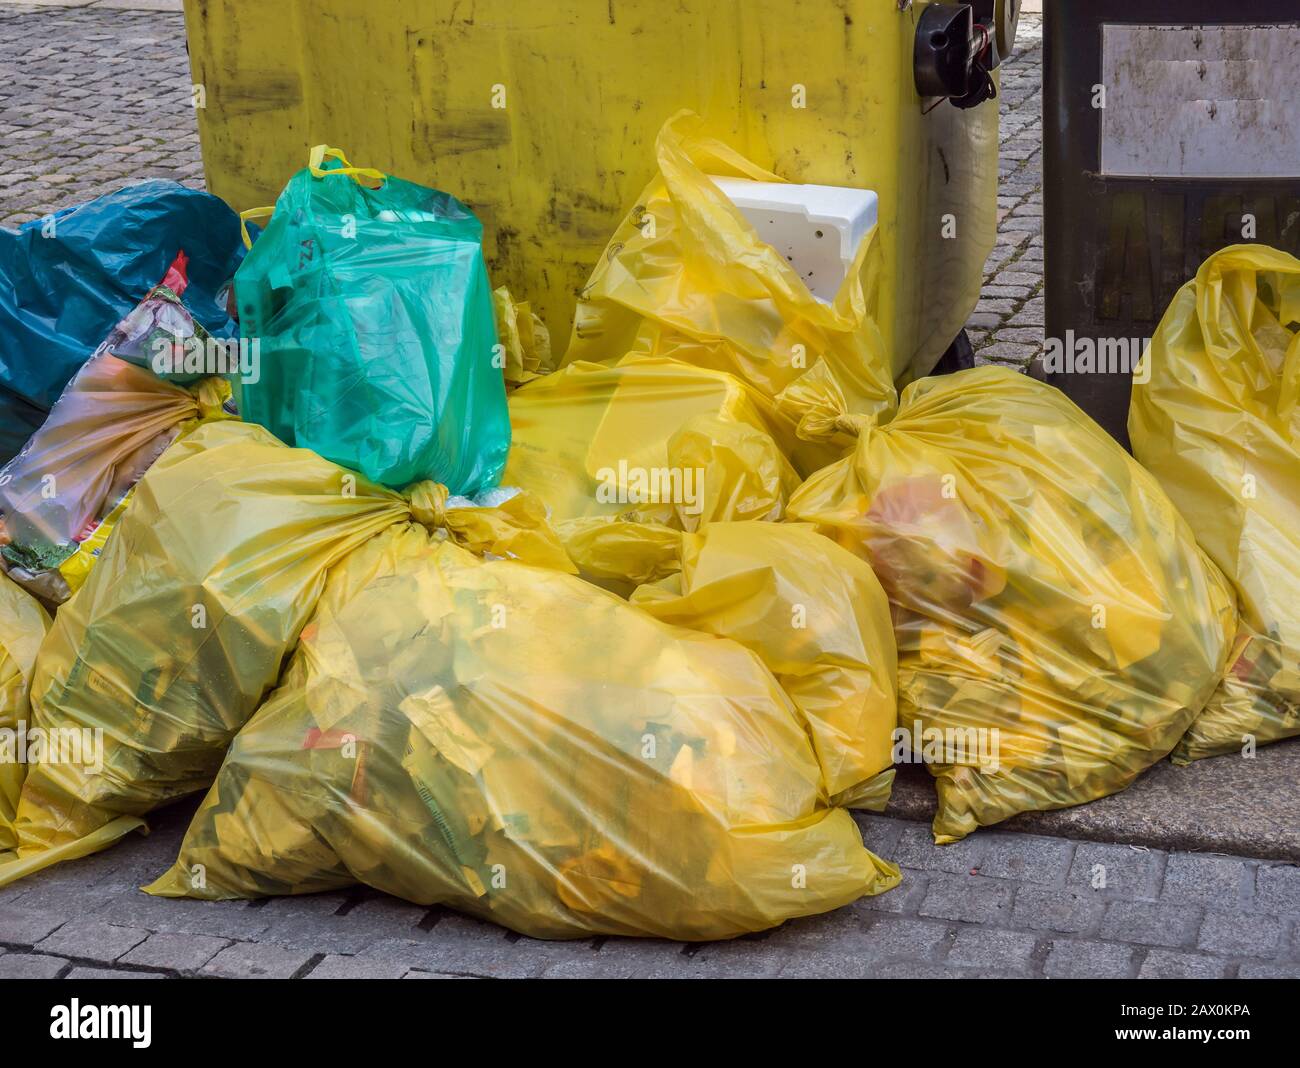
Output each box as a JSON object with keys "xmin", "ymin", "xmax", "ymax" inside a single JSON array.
[{"xmin": 0, "ymin": 181, "xmax": 245, "ymax": 462}]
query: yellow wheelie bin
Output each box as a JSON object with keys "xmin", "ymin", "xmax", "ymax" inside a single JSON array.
[{"xmin": 183, "ymin": 0, "xmax": 1017, "ymax": 381}]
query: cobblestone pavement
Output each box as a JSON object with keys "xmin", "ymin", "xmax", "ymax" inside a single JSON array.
[
  {"xmin": 3, "ymin": 7, "xmax": 1291, "ymax": 981},
  {"xmin": 2, "ymin": 806, "xmax": 1298, "ymax": 979}
]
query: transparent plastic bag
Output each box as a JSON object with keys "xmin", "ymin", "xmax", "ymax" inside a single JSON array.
[
  {"xmin": 789, "ymin": 366, "xmax": 1237, "ymax": 841},
  {"xmin": 1130, "ymin": 245, "xmax": 1300, "ymax": 761},
  {"xmin": 146, "ymin": 523, "xmax": 899, "ymax": 940},
  {"xmin": 563, "ymin": 112, "xmax": 897, "ymax": 451},
  {"xmin": 233, "ymin": 146, "xmax": 510, "ymax": 493},
  {"xmin": 0, "ymin": 256, "xmax": 231, "ymax": 604},
  {"xmin": 0, "ymin": 421, "xmax": 568, "ymax": 888}
]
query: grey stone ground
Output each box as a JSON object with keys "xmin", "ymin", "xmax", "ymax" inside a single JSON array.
[
  {"xmin": 1, "ymin": 6, "xmax": 1297, "ymax": 980},
  {"xmin": 2, "ymin": 803, "xmax": 1298, "ymax": 979}
]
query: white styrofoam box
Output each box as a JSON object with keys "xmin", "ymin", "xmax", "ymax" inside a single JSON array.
[{"xmin": 708, "ymin": 176, "xmax": 879, "ymax": 305}]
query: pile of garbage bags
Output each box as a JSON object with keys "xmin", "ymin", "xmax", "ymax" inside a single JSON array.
[{"xmin": 0, "ymin": 120, "xmax": 1295, "ymax": 941}]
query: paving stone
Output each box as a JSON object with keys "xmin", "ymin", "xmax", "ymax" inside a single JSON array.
[
  {"xmin": 919, "ymin": 875, "xmax": 1014, "ymax": 925},
  {"xmin": 202, "ymin": 941, "xmax": 317, "ymax": 979},
  {"xmin": 1043, "ymin": 940, "xmax": 1134, "ymax": 979},
  {"xmin": 357, "ymin": 917, "xmax": 576, "ymax": 980},
  {"xmin": 946, "ymin": 927, "xmax": 1038, "ymax": 972},
  {"xmin": 0, "ymin": 906, "xmax": 67, "ymax": 945},
  {"xmin": 1254, "ymin": 864, "xmax": 1300, "ymax": 915},
  {"xmin": 304, "ymin": 954, "xmax": 412, "ymax": 979},
  {"xmin": 403, "ymin": 970, "xmax": 477, "ymax": 979},
  {"xmin": 1161, "ymin": 853, "xmax": 1253, "ymax": 907},
  {"xmin": 863, "ymin": 961, "xmax": 972, "ymax": 979},
  {"xmin": 0, "ymin": 953, "xmax": 66, "ymax": 978},
  {"xmin": 1011, "ymin": 886, "xmax": 1104, "ymax": 934},
  {"xmin": 855, "ymin": 873, "xmax": 929, "ymax": 915},
  {"xmin": 975, "ymin": 833, "xmax": 1074, "ymax": 885},
  {"xmin": 1138, "ymin": 949, "xmax": 1228, "ymax": 980},
  {"xmin": 1100, "ymin": 900, "xmax": 1202, "ymax": 949},
  {"xmin": 1238, "ymin": 961, "xmax": 1300, "ymax": 979},
  {"xmin": 64, "ymin": 967, "xmax": 167, "ymax": 979},
  {"xmin": 894, "ymin": 824, "xmax": 990, "ymax": 874},
  {"xmin": 37, "ymin": 921, "xmax": 149, "ymax": 963},
  {"xmin": 996, "ymin": 271, "xmax": 1042, "ymax": 287},
  {"xmin": 90, "ymin": 891, "xmax": 270, "ymax": 941},
  {"xmin": 976, "ymin": 342, "xmax": 1039, "ymax": 365},
  {"xmin": 1196, "ymin": 910, "xmax": 1283, "ymax": 958},
  {"xmin": 1068, "ymin": 843, "xmax": 1164, "ymax": 899},
  {"xmin": 119, "ymin": 932, "xmax": 229, "ymax": 973}
]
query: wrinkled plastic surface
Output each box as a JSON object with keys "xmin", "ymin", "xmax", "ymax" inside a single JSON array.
[
  {"xmin": 234, "ymin": 155, "xmax": 510, "ymax": 493},
  {"xmin": 505, "ymin": 356, "xmax": 817, "ymax": 535},
  {"xmin": 1130, "ymin": 245, "xmax": 1300, "ymax": 762},
  {"xmin": 0, "ymin": 181, "xmax": 244, "ymax": 462},
  {"xmin": 146, "ymin": 523, "xmax": 899, "ymax": 940},
  {"xmin": 494, "ymin": 287, "xmax": 555, "ymax": 389},
  {"xmin": 505, "ymin": 359, "xmax": 897, "ymax": 806},
  {"xmin": 789, "ymin": 366, "xmax": 1237, "ymax": 842},
  {"xmin": 0, "ymin": 574, "xmax": 50, "ymax": 853},
  {"xmin": 0, "ymin": 421, "xmax": 567, "ymax": 888},
  {"xmin": 562, "ymin": 113, "xmax": 897, "ymax": 455},
  {"xmin": 626, "ymin": 522, "xmax": 898, "ymax": 811},
  {"xmin": 0, "ymin": 263, "xmax": 232, "ymax": 604}
]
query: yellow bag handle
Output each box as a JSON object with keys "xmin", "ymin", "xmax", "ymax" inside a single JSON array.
[
  {"xmin": 239, "ymin": 206, "xmax": 275, "ymax": 250},
  {"xmin": 238, "ymin": 147, "xmax": 386, "ymax": 249},
  {"xmin": 308, "ymin": 145, "xmax": 387, "ymax": 186}
]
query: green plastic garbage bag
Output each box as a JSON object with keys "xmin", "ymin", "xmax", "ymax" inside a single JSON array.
[{"xmin": 232, "ymin": 146, "xmax": 509, "ymax": 494}]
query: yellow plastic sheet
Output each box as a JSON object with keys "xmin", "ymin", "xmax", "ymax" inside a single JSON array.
[
  {"xmin": 1130, "ymin": 245, "xmax": 1300, "ymax": 762},
  {"xmin": 789, "ymin": 366, "xmax": 1237, "ymax": 842},
  {"xmin": 146, "ymin": 523, "xmax": 899, "ymax": 939},
  {"xmin": 624, "ymin": 521, "xmax": 898, "ymax": 811},
  {"xmin": 493, "ymin": 286, "xmax": 556, "ymax": 389},
  {"xmin": 0, "ymin": 574, "xmax": 50, "ymax": 852},
  {"xmin": 562, "ymin": 112, "xmax": 897, "ymax": 445},
  {"xmin": 0, "ymin": 354, "xmax": 230, "ymax": 605},
  {"xmin": 505, "ymin": 355, "xmax": 816, "ymax": 537},
  {"xmin": 0, "ymin": 420, "xmax": 570, "ymax": 888}
]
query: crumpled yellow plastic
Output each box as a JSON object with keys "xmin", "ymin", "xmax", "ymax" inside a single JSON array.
[
  {"xmin": 788, "ymin": 366, "xmax": 1237, "ymax": 842},
  {"xmin": 145, "ymin": 523, "xmax": 899, "ymax": 940},
  {"xmin": 0, "ymin": 574, "xmax": 50, "ymax": 852},
  {"xmin": 493, "ymin": 285, "xmax": 556, "ymax": 389},
  {"xmin": 505, "ymin": 355, "xmax": 817, "ymax": 540},
  {"xmin": 562, "ymin": 111, "xmax": 897, "ymax": 443},
  {"xmin": 622, "ymin": 521, "xmax": 898, "ymax": 811},
  {"xmin": 504, "ymin": 358, "xmax": 898, "ymax": 808},
  {"xmin": 0, "ymin": 420, "xmax": 570, "ymax": 887},
  {"xmin": 1130, "ymin": 244, "xmax": 1300, "ymax": 761}
]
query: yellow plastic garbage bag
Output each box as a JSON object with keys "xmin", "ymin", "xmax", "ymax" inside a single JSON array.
[
  {"xmin": 506, "ymin": 358, "xmax": 897, "ymax": 808},
  {"xmin": 1130, "ymin": 244, "xmax": 1300, "ymax": 762},
  {"xmin": 0, "ymin": 420, "xmax": 570, "ymax": 888},
  {"xmin": 505, "ymin": 355, "xmax": 817, "ymax": 537},
  {"xmin": 562, "ymin": 111, "xmax": 897, "ymax": 444},
  {"xmin": 0, "ymin": 574, "xmax": 50, "ymax": 852},
  {"xmin": 145, "ymin": 522, "xmax": 900, "ymax": 940},
  {"xmin": 788, "ymin": 366, "xmax": 1237, "ymax": 842}
]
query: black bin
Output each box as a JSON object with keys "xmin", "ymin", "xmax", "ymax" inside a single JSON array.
[{"xmin": 1043, "ymin": 0, "xmax": 1300, "ymax": 448}]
